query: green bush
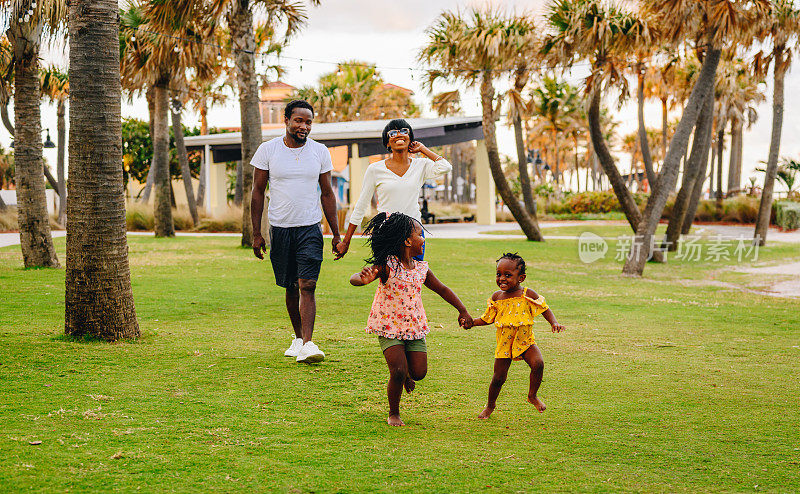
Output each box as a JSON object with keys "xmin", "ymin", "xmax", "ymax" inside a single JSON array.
[
  {"xmin": 721, "ymin": 195, "xmax": 759, "ymax": 224},
  {"xmin": 694, "ymin": 200, "xmax": 719, "ymax": 222},
  {"xmin": 775, "ymin": 201, "xmax": 800, "ymax": 230}
]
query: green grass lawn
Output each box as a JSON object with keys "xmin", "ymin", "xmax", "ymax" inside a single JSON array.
[{"xmin": 1, "ymin": 235, "xmax": 799, "ymax": 492}]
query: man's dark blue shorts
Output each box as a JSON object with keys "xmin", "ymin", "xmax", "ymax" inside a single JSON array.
[{"xmin": 269, "ymin": 224, "xmax": 323, "ymax": 288}]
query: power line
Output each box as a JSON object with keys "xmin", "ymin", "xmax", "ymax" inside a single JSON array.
[{"xmin": 126, "ymin": 25, "xmax": 595, "ymax": 75}]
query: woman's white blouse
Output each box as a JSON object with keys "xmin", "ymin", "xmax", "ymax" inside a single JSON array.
[{"xmin": 348, "ymin": 157, "xmax": 452, "ymax": 226}]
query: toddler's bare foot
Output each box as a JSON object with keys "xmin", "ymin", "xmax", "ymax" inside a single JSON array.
[
  {"xmin": 404, "ymin": 377, "xmax": 415, "ymax": 394},
  {"xmin": 478, "ymin": 406, "xmax": 495, "ymax": 419},
  {"xmin": 387, "ymin": 415, "xmax": 405, "ymax": 427},
  {"xmin": 527, "ymin": 394, "xmax": 546, "ymax": 412}
]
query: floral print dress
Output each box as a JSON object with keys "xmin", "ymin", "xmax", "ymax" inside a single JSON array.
[{"xmin": 365, "ymin": 256, "xmax": 429, "ymax": 340}]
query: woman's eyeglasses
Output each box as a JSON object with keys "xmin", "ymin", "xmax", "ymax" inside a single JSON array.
[{"xmin": 387, "ymin": 128, "xmax": 410, "ymax": 138}]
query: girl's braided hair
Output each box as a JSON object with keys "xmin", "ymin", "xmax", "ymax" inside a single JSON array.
[
  {"xmin": 363, "ymin": 212, "xmax": 418, "ymax": 282},
  {"xmin": 497, "ymin": 252, "xmax": 526, "ymax": 275}
]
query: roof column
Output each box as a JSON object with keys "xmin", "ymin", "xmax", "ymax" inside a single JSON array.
[
  {"xmin": 346, "ymin": 143, "xmax": 371, "ymax": 230},
  {"xmin": 475, "ymin": 139, "xmax": 496, "ymax": 225},
  {"xmin": 206, "ymin": 145, "xmax": 228, "ymax": 218}
]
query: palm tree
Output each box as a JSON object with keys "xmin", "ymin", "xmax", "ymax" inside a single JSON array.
[
  {"xmin": 0, "ymin": 36, "xmax": 14, "ymax": 138},
  {"xmin": 529, "ymin": 76, "xmax": 581, "ymax": 187},
  {"xmin": 507, "ymin": 60, "xmax": 539, "ymax": 216},
  {"xmin": 662, "ymin": 86, "xmax": 715, "ymax": 251},
  {"xmin": 296, "ymin": 61, "xmax": 420, "ymax": 122},
  {"xmin": 2, "ymin": 0, "xmax": 64, "ymax": 267},
  {"xmin": 170, "ymin": 97, "xmax": 199, "ymax": 225},
  {"xmin": 65, "ymin": 0, "xmax": 139, "ymax": 340},
  {"xmin": 120, "ymin": 0, "xmax": 217, "ymax": 238},
  {"xmin": 754, "ymin": 0, "xmax": 800, "ymax": 246},
  {"xmin": 39, "ymin": 66, "xmax": 68, "ymax": 225},
  {"xmin": 420, "ymin": 8, "xmax": 544, "ymax": 241},
  {"xmin": 543, "ymin": 0, "xmax": 653, "ymax": 238},
  {"xmin": 722, "ymin": 59, "xmax": 764, "ymax": 197},
  {"xmin": 621, "ymin": 0, "xmax": 767, "ymax": 277}
]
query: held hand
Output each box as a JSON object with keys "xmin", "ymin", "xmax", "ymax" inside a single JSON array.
[
  {"xmin": 334, "ymin": 240, "xmax": 349, "ymax": 260},
  {"xmin": 550, "ymin": 321, "xmax": 565, "ymax": 333},
  {"xmin": 252, "ymin": 234, "xmax": 267, "ymax": 260},
  {"xmin": 408, "ymin": 141, "xmax": 425, "ymax": 154},
  {"xmin": 458, "ymin": 312, "xmax": 474, "ymax": 329},
  {"xmin": 331, "ymin": 237, "xmax": 343, "ymax": 257},
  {"xmin": 359, "ymin": 266, "xmax": 379, "ymax": 284}
]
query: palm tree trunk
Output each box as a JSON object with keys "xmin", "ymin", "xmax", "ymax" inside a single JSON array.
[
  {"xmin": 587, "ymin": 86, "xmax": 643, "ymax": 231},
  {"xmin": 682, "ymin": 143, "xmax": 713, "ymax": 235},
  {"xmin": 196, "ymin": 100, "xmax": 207, "ymax": 206},
  {"xmin": 660, "ymin": 97, "xmax": 668, "ymax": 172},
  {"xmin": 623, "ymin": 48, "xmax": 721, "ymax": 277},
  {"xmin": 574, "ymin": 136, "xmax": 580, "ymax": 193},
  {"xmin": 139, "ymin": 91, "xmax": 156, "ymax": 203},
  {"xmin": 727, "ymin": 118, "xmax": 742, "ymax": 197},
  {"xmin": 140, "ymin": 161, "xmax": 154, "ymax": 202},
  {"xmin": 152, "ymin": 82, "xmax": 174, "ymax": 237},
  {"xmin": 171, "ymin": 105, "xmax": 199, "ymax": 226},
  {"xmin": 196, "ymin": 158, "xmax": 206, "ymax": 207},
  {"xmin": 9, "ymin": 26, "xmax": 59, "ymax": 268},
  {"xmin": 57, "ymin": 98, "xmax": 66, "ymax": 225},
  {"xmin": 514, "ymin": 117, "xmax": 536, "ymax": 216},
  {"xmin": 664, "ymin": 89, "xmax": 713, "ymax": 251},
  {"xmin": 480, "ymin": 74, "xmax": 542, "ymax": 241},
  {"xmin": 234, "ymin": 160, "xmax": 244, "ymax": 205},
  {"xmin": 65, "ymin": 0, "xmax": 139, "ymax": 340},
  {"xmin": 1, "ymin": 100, "xmax": 14, "ymax": 135},
  {"xmin": 1, "ymin": 96, "xmax": 60, "ymax": 194},
  {"xmin": 228, "ymin": 0, "xmax": 260, "ymax": 247},
  {"xmin": 637, "ymin": 69, "xmax": 657, "ymax": 188},
  {"xmin": 200, "ymin": 102, "xmax": 208, "ymax": 135},
  {"xmin": 755, "ymin": 49, "xmax": 787, "ymax": 246},
  {"xmin": 715, "ymin": 126, "xmax": 725, "ymax": 211}
]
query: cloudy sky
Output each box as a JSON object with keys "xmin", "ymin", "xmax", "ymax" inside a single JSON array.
[{"xmin": 3, "ymin": 0, "xmax": 799, "ymax": 191}]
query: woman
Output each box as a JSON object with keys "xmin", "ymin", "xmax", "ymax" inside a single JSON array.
[{"xmin": 335, "ymin": 119, "xmax": 451, "ymax": 260}]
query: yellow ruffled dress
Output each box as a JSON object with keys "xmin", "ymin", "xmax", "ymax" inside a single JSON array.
[{"xmin": 480, "ymin": 289, "xmax": 549, "ymax": 360}]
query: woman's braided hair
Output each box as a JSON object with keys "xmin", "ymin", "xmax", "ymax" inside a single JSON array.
[
  {"xmin": 498, "ymin": 252, "xmax": 526, "ymax": 275},
  {"xmin": 363, "ymin": 212, "xmax": 417, "ymax": 282}
]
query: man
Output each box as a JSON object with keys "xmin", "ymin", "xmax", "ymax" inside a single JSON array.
[{"xmin": 251, "ymin": 100, "xmax": 342, "ymax": 363}]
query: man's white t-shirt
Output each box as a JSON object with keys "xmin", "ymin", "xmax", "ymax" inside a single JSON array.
[{"xmin": 250, "ymin": 136, "xmax": 333, "ymax": 228}]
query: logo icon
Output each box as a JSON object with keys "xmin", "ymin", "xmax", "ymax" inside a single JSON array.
[{"xmin": 578, "ymin": 232, "xmax": 608, "ymax": 264}]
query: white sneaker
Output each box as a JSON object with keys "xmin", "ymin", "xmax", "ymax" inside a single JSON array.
[
  {"xmin": 284, "ymin": 338, "xmax": 303, "ymax": 357},
  {"xmin": 296, "ymin": 341, "xmax": 324, "ymax": 363}
]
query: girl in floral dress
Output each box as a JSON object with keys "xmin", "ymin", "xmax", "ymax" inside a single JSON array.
[
  {"xmin": 350, "ymin": 212, "xmax": 472, "ymax": 426},
  {"xmin": 464, "ymin": 253, "xmax": 564, "ymax": 418}
]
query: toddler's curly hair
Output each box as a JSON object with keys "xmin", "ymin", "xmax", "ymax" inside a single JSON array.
[{"xmin": 497, "ymin": 252, "xmax": 526, "ymax": 275}]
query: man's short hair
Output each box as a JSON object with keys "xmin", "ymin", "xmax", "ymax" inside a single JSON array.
[{"xmin": 285, "ymin": 100, "xmax": 314, "ymax": 119}]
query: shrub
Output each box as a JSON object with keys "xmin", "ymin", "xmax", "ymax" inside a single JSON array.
[
  {"xmin": 775, "ymin": 201, "xmax": 800, "ymax": 230},
  {"xmin": 195, "ymin": 207, "xmax": 242, "ymax": 232},
  {"xmin": 565, "ymin": 191, "xmax": 621, "ymax": 214},
  {"xmin": 694, "ymin": 200, "xmax": 719, "ymax": 222},
  {"xmin": 721, "ymin": 196, "xmax": 759, "ymax": 224},
  {"xmin": 126, "ymin": 203, "xmax": 155, "ymax": 231},
  {"xmin": 0, "ymin": 207, "xmax": 17, "ymax": 231}
]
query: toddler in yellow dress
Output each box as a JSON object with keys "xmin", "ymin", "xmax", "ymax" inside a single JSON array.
[{"xmin": 463, "ymin": 253, "xmax": 564, "ymax": 418}]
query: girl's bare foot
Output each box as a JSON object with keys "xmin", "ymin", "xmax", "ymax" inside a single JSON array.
[
  {"xmin": 404, "ymin": 377, "xmax": 415, "ymax": 394},
  {"xmin": 387, "ymin": 415, "xmax": 405, "ymax": 426},
  {"xmin": 478, "ymin": 406, "xmax": 494, "ymax": 419},
  {"xmin": 527, "ymin": 394, "xmax": 546, "ymax": 412}
]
